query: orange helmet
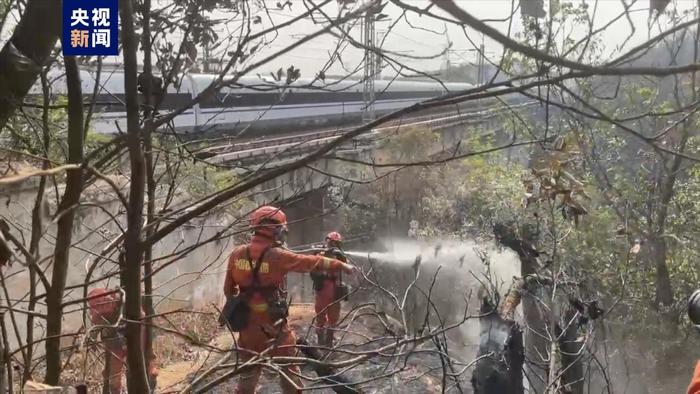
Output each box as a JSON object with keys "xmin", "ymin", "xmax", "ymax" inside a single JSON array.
[
  {"xmin": 250, "ymin": 206, "xmax": 288, "ymax": 243},
  {"xmin": 326, "ymin": 232, "xmax": 343, "ymax": 242},
  {"xmin": 250, "ymin": 206, "xmax": 287, "ymax": 227},
  {"xmin": 87, "ymin": 288, "xmax": 120, "ymax": 318}
]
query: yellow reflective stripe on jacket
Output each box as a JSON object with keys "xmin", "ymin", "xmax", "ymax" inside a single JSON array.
[
  {"xmin": 322, "ymin": 257, "xmax": 333, "ymax": 270},
  {"xmin": 250, "ymin": 302, "xmax": 268, "ymax": 313},
  {"xmin": 233, "ymin": 259, "xmax": 270, "ymax": 273}
]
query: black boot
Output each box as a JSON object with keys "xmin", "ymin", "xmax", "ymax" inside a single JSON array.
[
  {"xmin": 326, "ymin": 331, "xmax": 335, "ymax": 348},
  {"xmin": 317, "ymin": 329, "xmax": 327, "ymax": 347},
  {"xmin": 147, "ymin": 374, "xmax": 157, "ymax": 393}
]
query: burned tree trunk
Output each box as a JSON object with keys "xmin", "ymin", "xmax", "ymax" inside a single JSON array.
[
  {"xmin": 555, "ymin": 308, "xmax": 584, "ymax": 394},
  {"xmin": 493, "ymin": 223, "xmax": 548, "ymax": 392},
  {"xmin": 472, "ymin": 279, "xmax": 525, "ymax": 394},
  {"xmin": 296, "ymin": 338, "xmax": 360, "ymax": 394}
]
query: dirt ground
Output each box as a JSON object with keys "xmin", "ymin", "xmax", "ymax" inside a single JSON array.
[
  {"xmin": 156, "ymin": 304, "xmax": 461, "ymax": 393},
  {"xmin": 156, "ymin": 304, "xmax": 318, "ymax": 393}
]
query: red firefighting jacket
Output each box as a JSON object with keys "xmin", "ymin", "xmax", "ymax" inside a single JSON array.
[
  {"xmin": 688, "ymin": 360, "xmax": 700, "ymax": 394},
  {"xmin": 224, "ymin": 235, "xmax": 345, "ymax": 316}
]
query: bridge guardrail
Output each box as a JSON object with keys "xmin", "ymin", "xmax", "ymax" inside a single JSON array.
[{"xmin": 208, "ymin": 101, "xmax": 538, "ymax": 166}]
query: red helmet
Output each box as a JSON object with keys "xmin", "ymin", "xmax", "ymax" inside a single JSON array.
[
  {"xmin": 250, "ymin": 206, "xmax": 287, "ymax": 227},
  {"xmin": 87, "ymin": 288, "xmax": 120, "ymax": 317},
  {"xmin": 326, "ymin": 232, "xmax": 343, "ymax": 242}
]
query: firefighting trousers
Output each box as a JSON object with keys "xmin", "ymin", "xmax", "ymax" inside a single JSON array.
[
  {"xmin": 235, "ymin": 318, "xmax": 303, "ymax": 394},
  {"xmin": 314, "ymin": 279, "xmax": 341, "ymax": 338},
  {"xmin": 102, "ymin": 340, "xmax": 157, "ymax": 393}
]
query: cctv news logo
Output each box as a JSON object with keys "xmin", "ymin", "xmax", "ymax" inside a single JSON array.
[{"xmin": 62, "ymin": 0, "xmax": 118, "ymax": 56}]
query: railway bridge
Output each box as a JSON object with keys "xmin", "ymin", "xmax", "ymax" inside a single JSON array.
[{"xmin": 198, "ymin": 100, "xmax": 540, "ymax": 250}]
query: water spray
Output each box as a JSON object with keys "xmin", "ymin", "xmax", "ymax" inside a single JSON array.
[{"xmin": 344, "ymin": 239, "xmax": 488, "ymax": 270}]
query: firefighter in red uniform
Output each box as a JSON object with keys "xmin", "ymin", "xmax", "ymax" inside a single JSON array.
[
  {"xmin": 87, "ymin": 288, "xmax": 158, "ymax": 394},
  {"xmin": 688, "ymin": 289, "xmax": 700, "ymax": 394},
  {"xmin": 223, "ymin": 206, "xmax": 355, "ymax": 394},
  {"xmin": 311, "ymin": 232, "xmax": 349, "ymax": 347}
]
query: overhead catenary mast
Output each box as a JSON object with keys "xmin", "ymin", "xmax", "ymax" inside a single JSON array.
[
  {"xmin": 361, "ymin": 5, "xmax": 376, "ymax": 122},
  {"xmin": 360, "ymin": 1, "xmax": 388, "ymax": 123},
  {"xmin": 336, "ymin": 0, "xmax": 387, "ymax": 123}
]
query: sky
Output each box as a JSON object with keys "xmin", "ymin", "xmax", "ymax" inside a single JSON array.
[
  {"xmin": 1, "ymin": 0, "xmax": 697, "ymax": 78},
  {"xmin": 200, "ymin": 0, "xmax": 699, "ymax": 78}
]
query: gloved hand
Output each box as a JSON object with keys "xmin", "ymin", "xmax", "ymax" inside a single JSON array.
[
  {"xmin": 328, "ymin": 247, "xmax": 346, "ymax": 259},
  {"xmin": 340, "ymin": 262, "xmax": 357, "ymax": 275}
]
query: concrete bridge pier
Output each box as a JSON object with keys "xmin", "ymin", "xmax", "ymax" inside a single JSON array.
[{"xmin": 283, "ymin": 187, "xmax": 329, "ymax": 303}]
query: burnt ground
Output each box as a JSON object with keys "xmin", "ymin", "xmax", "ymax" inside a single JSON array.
[{"xmin": 160, "ymin": 305, "xmax": 473, "ymax": 393}]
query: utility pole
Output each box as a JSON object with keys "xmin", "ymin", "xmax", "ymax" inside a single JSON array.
[
  {"xmin": 376, "ymin": 28, "xmax": 387, "ymax": 77},
  {"xmin": 477, "ymin": 42, "xmax": 484, "ymax": 85},
  {"xmin": 443, "ymin": 47, "xmax": 451, "ymax": 78},
  {"xmin": 477, "ymin": 32, "xmax": 486, "ymax": 85},
  {"xmin": 361, "ymin": 9, "xmax": 376, "ymax": 123},
  {"xmin": 443, "ymin": 31, "xmax": 452, "ymax": 80},
  {"xmin": 203, "ymin": 43, "xmax": 210, "ymax": 73}
]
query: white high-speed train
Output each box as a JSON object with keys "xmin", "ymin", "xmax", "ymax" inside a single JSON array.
[
  {"xmin": 30, "ymin": 71, "xmax": 498, "ymax": 135},
  {"xmin": 31, "ymin": 70, "xmax": 480, "ymax": 136}
]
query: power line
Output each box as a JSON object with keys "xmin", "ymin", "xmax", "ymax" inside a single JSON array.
[{"xmin": 385, "ymin": 30, "xmax": 435, "ymax": 48}]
